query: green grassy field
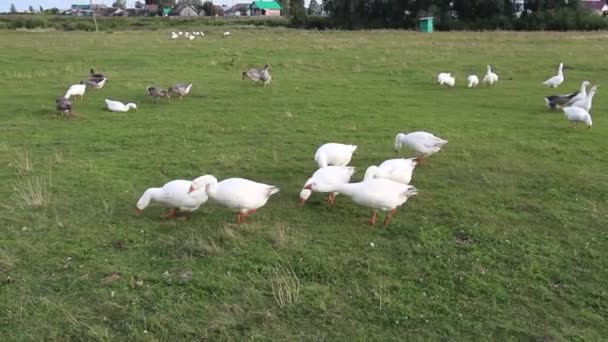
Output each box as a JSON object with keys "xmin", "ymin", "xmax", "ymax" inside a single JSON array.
[{"xmin": 1, "ymin": 28, "xmax": 608, "ymax": 340}]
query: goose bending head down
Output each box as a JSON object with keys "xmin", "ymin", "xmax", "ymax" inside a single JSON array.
[
  {"xmin": 314, "ymin": 143, "xmax": 358, "ymax": 168},
  {"xmin": 299, "ymin": 166, "xmax": 356, "ymax": 206},
  {"xmin": 437, "ymin": 72, "xmax": 455, "ymax": 87},
  {"xmin": 64, "ymin": 81, "xmax": 86, "ymax": 100},
  {"xmin": 147, "ymin": 86, "xmax": 171, "ymax": 103},
  {"xmin": 136, "ymin": 174, "xmax": 217, "ymax": 219},
  {"xmin": 363, "ymin": 157, "xmax": 420, "ymax": 184},
  {"xmin": 563, "ymin": 106, "xmax": 592, "ymax": 129},
  {"xmin": 543, "ymin": 62, "xmax": 564, "ymax": 88},
  {"xmin": 55, "ymin": 97, "xmax": 72, "ymax": 118},
  {"xmin": 199, "ymin": 178, "xmax": 280, "ymax": 224},
  {"xmin": 105, "ymin": 99, "xmax": 137, "ymax": 112},
  {"xmin": 305, "ymin": 179, "xmax": 418, "ymax": 227},
  {"xmin": 394, "ymin": 131, "xmax": 448, "ymax": 162},
  {"xmin": 467, "ymin": 75, "xmax": 479, "ymax": 88}
]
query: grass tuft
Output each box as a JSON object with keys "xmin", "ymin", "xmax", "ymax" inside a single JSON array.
[
  {"xmin": 14, "ymin": 176, "xmax": 51, "ymax": 208},
  {"xmin": 269, "ymin": 261, "xmax": 301, "ymax": 309},
  {"xmin": 12, "ymin": 148, "xmax": 33, "ymax": 175}
]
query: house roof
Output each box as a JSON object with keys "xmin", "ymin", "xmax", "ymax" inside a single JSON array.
[{"xmin": 250, "ymin": 1, "xmax": 282, "ymax": 10}]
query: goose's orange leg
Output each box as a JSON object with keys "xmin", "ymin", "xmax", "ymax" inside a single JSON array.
[
  {"xmin": 384, "ymin": 208, "xmax": 397, "ymax": 227},
  {"xmin": 369, "ymin": 210, "xmax": 377, "ymax": 226},
  {"xmin": 160, "ymin": 208, "xmax": 178, "ymax": 219}
]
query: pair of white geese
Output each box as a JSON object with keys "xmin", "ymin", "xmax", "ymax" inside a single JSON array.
[
  {"xmin": 543, "ymin": 63, "xmax": 597, "ymax": 129},
  {"xmin": 136, "ymin": 131, "xmax": 448, "ymax": 226},
  {"xmin": 438, "ymin": 65, "xmax": 498, "ymax": 88}
]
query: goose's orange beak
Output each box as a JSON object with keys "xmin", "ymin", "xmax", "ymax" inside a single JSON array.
[
  {"xmin": 298, "ymin": 197, "xmax": 306, "ymax": 205},
  {"xmin": 303, "ymin": 184, "xmax": 312, "ymax": 190},
  {"xmin": 135, "ymin": 207, "xmax": 142, "ymax": 215}
]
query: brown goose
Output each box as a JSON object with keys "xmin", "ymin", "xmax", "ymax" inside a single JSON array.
[
  {"xmin": 168, "ymin": 83, "xmax": 193, "ymax": 100},
  {"xmin": 259, "ymin": 64, "xmax": 271, "ymax": 86},
  {"xmin": 242, "ymin": 68, "xmax": 261, "ymax": 82},
  {"xmin": 86, "ymin": 77, "xmax": 107, "ymax": 89},
  {"xmin": 90, "ymin": 68, "xmax": 106, "ymax": 79},
  {"xmin": 55, "ymin": 97, "xmax": 72, "ymax": 118},
  {"xmin": 146, "ymin": 86, "xmax": 170, "ymax": 103}
]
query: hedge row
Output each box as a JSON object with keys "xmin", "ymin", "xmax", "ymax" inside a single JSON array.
[
  {"xmin": 1, "ymin": 9, "xmax": 607, "ymax": 32},
  {"xmin": 0, "ymin": 15, "xmax": 290, "ymax": 31}
]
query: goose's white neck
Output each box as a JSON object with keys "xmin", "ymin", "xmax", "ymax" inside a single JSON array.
[{"xmin": 137, "ymin": 187, "xmax": 161, "ymax": 209}]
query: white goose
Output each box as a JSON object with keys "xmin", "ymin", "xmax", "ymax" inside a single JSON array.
[
  {"xmin": 314, "ymin": 143, "xmax": 358, "ymax": 168},
  {"xmin": 136, "ymin": 175, "xmax": 217, "ymax": 219},
  {"xmin": 482, "ymin": 65, "xmax": 498, "ymax": 85},
  {"xmin": 437, "ymin": 72, "xmax": 455, "ymax": 87},
  {"xmin": 566, "ymin": 80, "xmax": 591, "ymax": 106},
  {"xmin": 171, "ymin": 32, "xmax": 178, "ymax": 39},
  {"xmin": 299, "ymin": 166, "xmax": 356, "ymax": 205},
  {"xmin": 570, "ymin": 85, "xmax": 598, "ymax": 112},
  {"xmin": 467, "ymin": 75, "xmax": 479, "ymax": 88},
  {"xmin": 105, "ymin": 99, "xmax": 137, "ymax": 112},
  {"xmin": 223, "ymin": 31, "xmax": 231, "ymax": 37},
  {"xmin": 394, "ymin": 132, "xmax": 448, "ymax": 161},
  {"xmin": 305, "ymin": 179, "xmax": 418, "ymax": 227},
  {"xmin": 562, "ymin": 107, "xmax": 592, "ymax": 129},
  {"xmin": 363, "ymin": 157, "xmax": 419, "ymax": 184},
  {"xmin": 64, "ymin": 81, "xmax": 86, "ymax": 100},
  {"xmin": 200, "ymin": 178, "xmax": 279, "ymax": 223},
  {"xmin": 543, "ymin": 62, "xmax": 564, "ymax": 88}
]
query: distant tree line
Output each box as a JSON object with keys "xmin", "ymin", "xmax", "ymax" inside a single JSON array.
[{"xmin": 309, "ymin": 0, "xmax": 607, "ymax": 30}]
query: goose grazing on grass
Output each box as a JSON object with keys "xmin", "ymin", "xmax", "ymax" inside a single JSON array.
[
  {"xmin": 562, "ymin": 107, "xmax": 592, "ymax": 129},
  {"xmin": 105, "ymin": 99, "xmax": 137, "ymax": 112},
  {"xmin": 467, "ymin": 75, "xmax": 479, "ymax": 88},
  {"xmin": 363, "ymin": 157, "xmax": 419, "ymax": 185},
  {"xmin": 136, "ymin": 175, "xmax": 217, "ymax": 219},
  {"xmin": 543, "ymin": 62, "xmax": 564, "ymax": 88},
  {"xmin": 314, "ymin": 143, "xmax": 358, "ymax": 168},
  {"xmin": 198, "ymin": 178, "xmax": 279, "ymax": 224},
  {"xmin": 90, "ymin": 68, "xmax": 106, "ymax": 79},
  {"xmin": 223, "ymin": 31, "xmax": 231, "ymax": 37},
  {"xmin": 570, "ymin": 85, "xmax": 598, "ymax": 112},
  {"xmin": 168, "ymin": 83, "xmax": 193, "ymax": 100},
  {"xmin": 304, "ymin": 179, "xmax": 418, "ymax": 227},
  {"xmin": 394, "ymin": 131, "xmax": 448, "ymax": 162},
  {"xmin": 299, "ymin": 166, "xmax": 356, "ymax": 206},
  {"xmin": 86, "ymin": 77, "xmax": 106, "ymax": 89},
  {"xmin": 64, "ymin": 81, "xmax": 86, "ymax": 100},
  {"xmin": 146, "ymin": 86, "xmax": 170, "ymax": 103},
  {"xmin": 171, "ymin": 32, "xmax": 178, "ymax": 39},
  {"xmin": 437, "ymin": 72, "xmax": 455, "ymax": 87},
  {"xmin": 178, "ymin": 31, "xmax": 183, "ymax": 36},
  {"xmin": 55, "ymin": 97, "xmax": 72, "ymax": 117},
  {"xmin": 189, "ymin": 35, "xmax": 195, "ymax": 41},
  {"xmin": 544, "ymin": 80, "xmax": 589, "ymax": 110},
  {"xmin": 242, "ymin": 68, "xmax": 261, "ymax": 83},
  {"xmin": 482, "ymin": 65, "xmax": 498, "ymax": 85}
]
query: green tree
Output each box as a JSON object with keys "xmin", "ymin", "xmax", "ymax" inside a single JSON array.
[
  {"xmin": 10, "ymin": 3, "xmax": 17, "ymax": 13},
  {"xmin": 308, "ymin": 0, "xmax": 322, "ymax": 15},
  {"xmin": 112, "ymin": 0, "xmax": 127, "ymax": 9},
  {"xmin": 29, "ymin": 5, "xmax": 34, "ymax": 12},
  {"xmin": 201, "ymin": 1, "xmax": 215, "ymax": 16},
  {"xmin": 39, "ymin": 5, "xmax": 43, "ymax": 12},
  {"xmin": 135, "ymin": 1, "xmax": 145, "ymax": 9}
]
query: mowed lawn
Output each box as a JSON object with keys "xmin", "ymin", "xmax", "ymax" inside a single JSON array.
[{"xmin": 1, "ymin": 28, "xmax": 607, "ymax": 340}]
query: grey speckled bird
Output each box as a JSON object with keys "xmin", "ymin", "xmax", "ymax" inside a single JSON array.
[
  {"xmin": 147, "ymin": 86, "xmax": 171, "ymax": 103},
  {"xmin": 169, "ymin": 83, "xmax": 193, "ymax": 100},
  {"xmin": 86, "ymin": 77, "xmax": 107, "ymax": 89},
  {"xmin": 242, "ymin": 64, "xmax": 271, "ymax": 86},
  {"xmin": 55, "ymin": 97, "xmax": 72, "ymax": 118}
]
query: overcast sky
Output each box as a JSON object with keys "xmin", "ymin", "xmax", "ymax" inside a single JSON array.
[{"xmin": 1, "ymin": 0, "xmax": 314, "ymax": 12}]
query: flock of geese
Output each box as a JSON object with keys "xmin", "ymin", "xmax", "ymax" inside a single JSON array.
[
  {"xmin": 54, "ymin": 56, "xmax": 595, "ymax": 227},
  {"xmin": 438, "ymin": 62, "xmax": 597, "ymax": 129},
  {"xmin": 54, "ymin": 63, "xmax": 271, "ymax": 116},
  {"xmin": 136, "ymin": 133, "xmax": 448, "ymax": 226},
  {"xmin": 170, "ymin": 30, "xmax": 231, "ymax": 40}
]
